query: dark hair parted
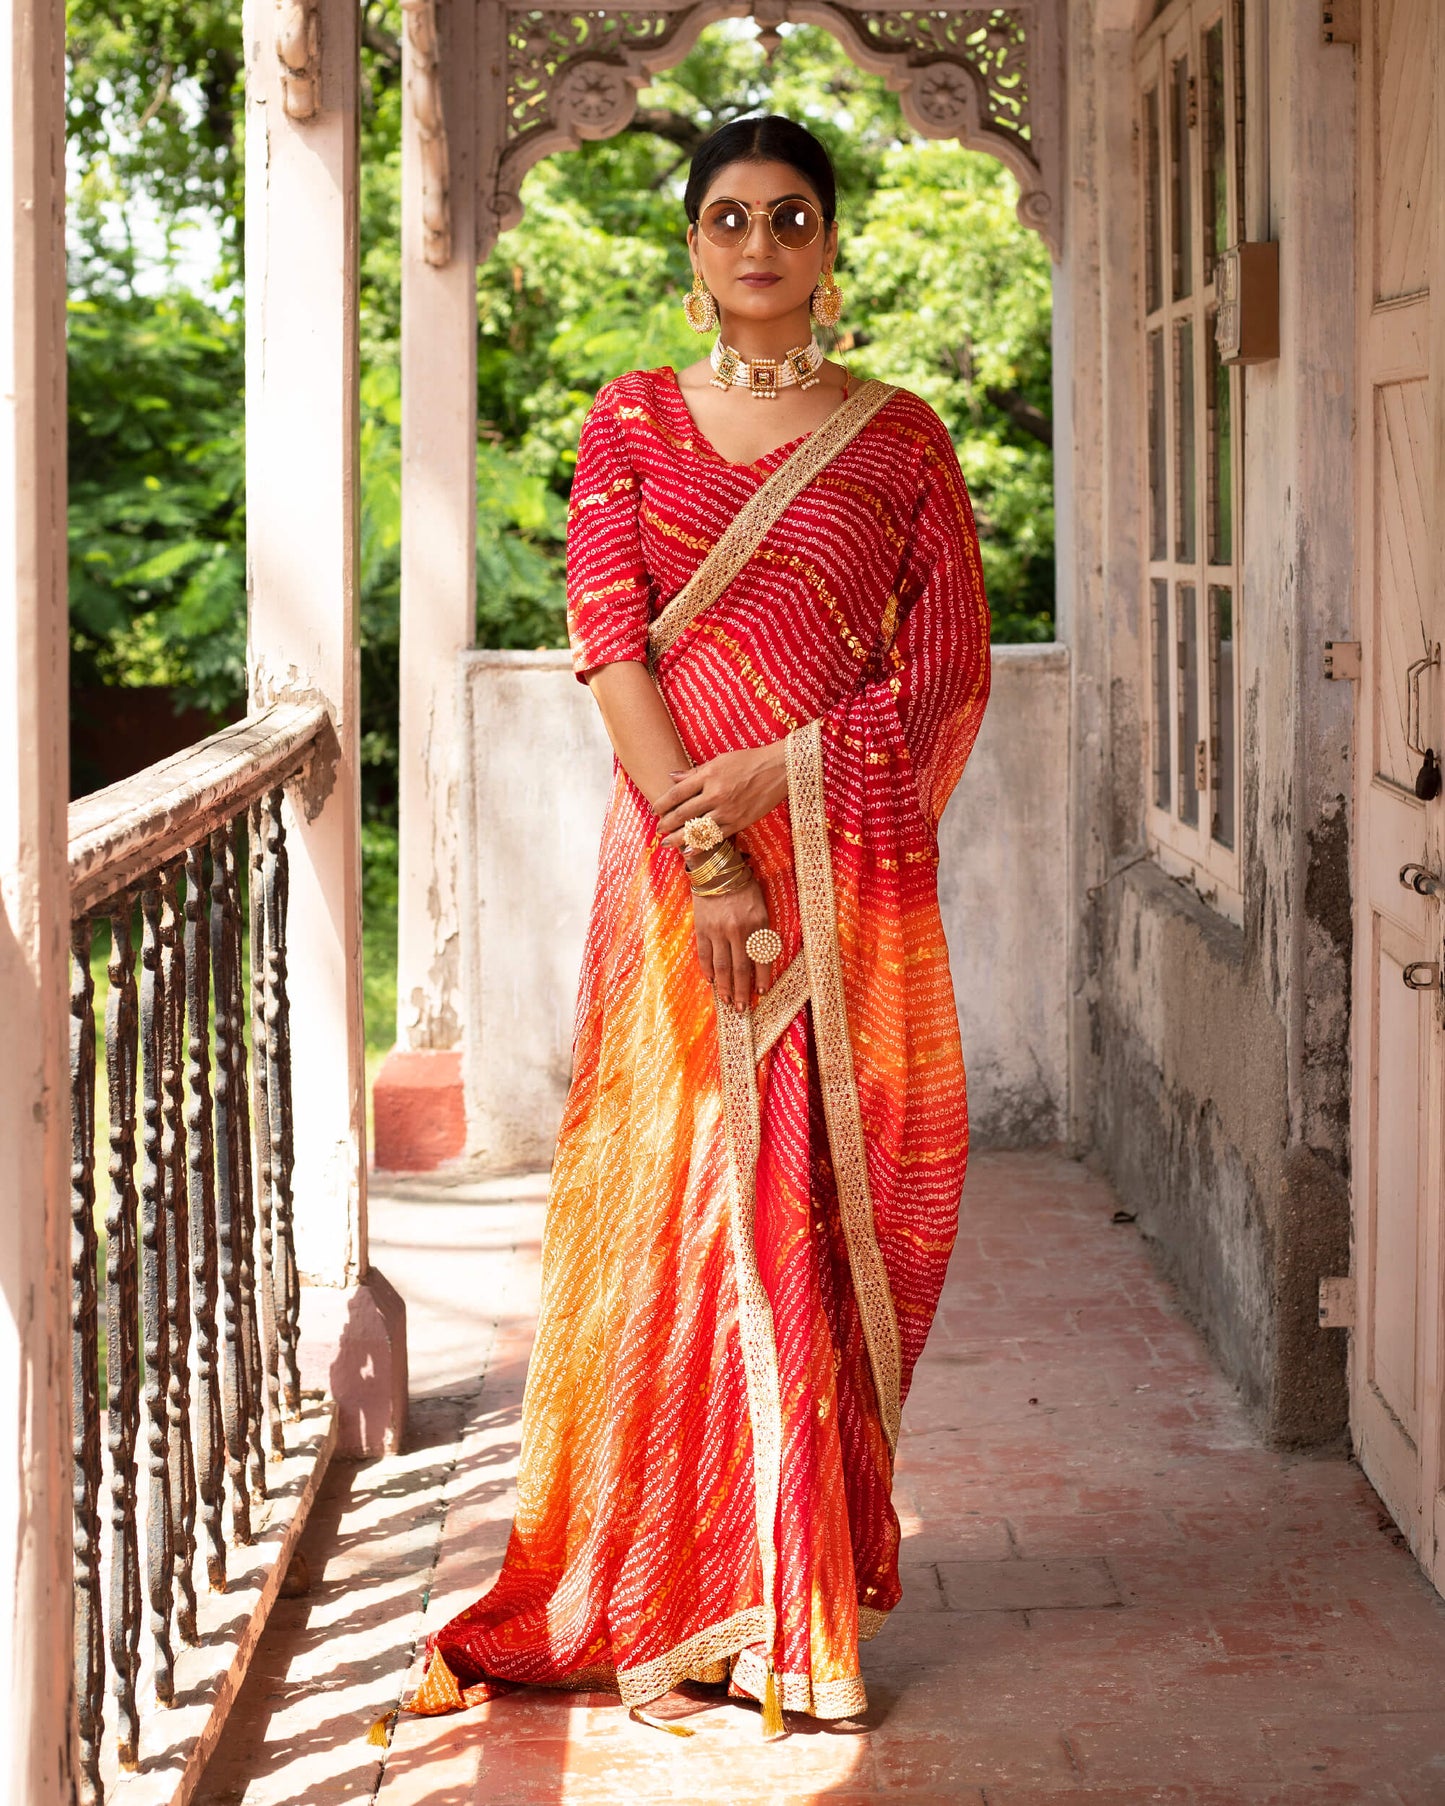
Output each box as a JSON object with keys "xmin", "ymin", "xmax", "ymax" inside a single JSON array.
[{"xmin": 683, "ymin": 115, "xmax": 838, "ymax": 225}]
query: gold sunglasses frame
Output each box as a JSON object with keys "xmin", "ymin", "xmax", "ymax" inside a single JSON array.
[{"xmin": 696, "ymin": 195, "xmax": 825, "ymax": 251}]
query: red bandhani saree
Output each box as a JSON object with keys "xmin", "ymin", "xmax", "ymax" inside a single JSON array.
[{"xmin": 409, "ymin": 365, "xmax": 990, "ymax": 1725}]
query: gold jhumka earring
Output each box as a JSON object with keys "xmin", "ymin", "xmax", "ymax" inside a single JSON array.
[
  {"xmin": 811, "ymin": 266, "xmax": 842, "ymax": 327},
  {"xmin": 683, "ymin": 270, "xmax": 718, "ymax": 333}
]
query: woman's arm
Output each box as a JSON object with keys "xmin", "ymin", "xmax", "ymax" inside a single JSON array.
[
  {"xmin": 585, "ymin": 661, "xmax": 780, "ymax": 1010},
  {"xmin": 583, "ymin": 662, "xmax": 692, "ymax": 810}
]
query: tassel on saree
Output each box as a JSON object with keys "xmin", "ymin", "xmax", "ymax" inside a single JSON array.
[
  {"xmin": 629, "ymin": 1704, "xmax": 697, "ymax": 1737},
  {"xmin": 761, "ymin": 1658, "xmax": 786, "ymax": 1741}
]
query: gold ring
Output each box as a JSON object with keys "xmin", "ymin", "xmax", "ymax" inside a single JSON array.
[
  {"xmin": 745, "ymin": 927, "xmax": 782, "ymax": 964},
  {"xmin": 682, "ymin": 813, "xmax": 726, "ymax": 853}
]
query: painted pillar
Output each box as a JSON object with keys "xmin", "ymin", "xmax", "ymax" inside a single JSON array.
[
  {"xmin": 0, "ymin": 0, "xmax": 77, "ymax": 1796},
  {"xmin": 377, "ymin": 0, "xmax": 481, "ymax": 1170},
  {"xmin": 243, "ymin": 0, "xmax": 406, "ymax": 1452}
]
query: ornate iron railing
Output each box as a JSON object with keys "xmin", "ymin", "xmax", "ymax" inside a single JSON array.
[{"xmin": 67, "ymin": 702, "xmax": 327, "ymax": 1802}]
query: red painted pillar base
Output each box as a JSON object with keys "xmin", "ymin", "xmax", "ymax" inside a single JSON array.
[{"xmin": 372, "ymin": 1046, "xmax": 465, "ymax": 1172}]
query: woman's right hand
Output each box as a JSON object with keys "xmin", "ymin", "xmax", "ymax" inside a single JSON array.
[{"xmin": 692, "ymin": 878, "xmax": 773, "ymax": 1011}]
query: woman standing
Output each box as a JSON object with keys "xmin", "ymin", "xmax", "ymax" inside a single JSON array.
[{"xmin": 408, "ymin": 113, "xmax": 990, "ymax": 1738}]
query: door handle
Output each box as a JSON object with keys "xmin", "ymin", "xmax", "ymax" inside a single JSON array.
[
  {"xmin": 1403, "ymin": 961, "xmax": 1441, "ymax": 991},
  {"xmin": 1400, "ymin": 863, "xmax": 1445, "ymax": 897},
  {"xmin": 1406, "ymin": 643, "xmax": 1442, "ymax": 796}
]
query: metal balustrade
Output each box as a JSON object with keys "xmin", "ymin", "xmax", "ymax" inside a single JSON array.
[{"xmin": 67, "ymin": 702, "xmax": 327, "ymax": 1803}]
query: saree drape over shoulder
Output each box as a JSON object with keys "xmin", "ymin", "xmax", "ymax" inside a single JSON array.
[{"xmin": 411, "ymin": 366, "xmax": 990, "ymax": 1723}]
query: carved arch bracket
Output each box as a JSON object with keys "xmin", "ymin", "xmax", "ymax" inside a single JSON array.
[
  {"xmin": 276, "ymin": 0, "xmax": 321, "ymax": 121},
  {"xmin": 476, "ymin": 1, "xmax": 1063, "ymax": 259},
  {"xmin": 403, "ymin": 0, "xmax": 453, "ymax": 265}
]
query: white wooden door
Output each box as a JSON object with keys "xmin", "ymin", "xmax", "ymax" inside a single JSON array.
[{"xmin": 1352, "ymin": 0, "xmax": 1445, "ymax": 1592}]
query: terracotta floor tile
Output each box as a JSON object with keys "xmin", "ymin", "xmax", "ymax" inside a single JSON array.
[{"xmin": 196, "ymin": 1155, "xmax": 1445, "ymax": 1805}]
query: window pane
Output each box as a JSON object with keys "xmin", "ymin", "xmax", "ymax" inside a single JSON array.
[
  {"xmin": 1177, "ymin": 582, "xmax": 1199, "ymax": 826},
  {"xmin": 1144, "ymin": 86, "xmax": 1163, "ymax": 314},
  {"xmin": 1152, "ymin": 579, "xmax": 1172, "ymax": 810},
  {"xmin": 1202, "ymin": 22, "xmax": 1228, "ymax": 283},
  {"xmin": 1206, "ymin": 310, "xmax": 1232, "ymax": 563},
  {"xmin": 1174, "ymin": 318, "xmax": 1196, "ymax": 563},
  {"xmin": 1148, "ymin": 329, "xmax": 1167, "ymax": 559},
  {"xmin": 1210, "ymin": 584, "xmax": 1235, "ymax": 848},
  {"xmin": 1170, "ymin": 54, "xmax": 1193, "ymax": 300}
]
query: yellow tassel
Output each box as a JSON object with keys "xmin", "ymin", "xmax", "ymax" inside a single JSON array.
[
  {"xmin": 761, "ymin": 1663, "xmax": 786, "ymax": 1741},
  {"xmin": 629, "ymin": 1705, "xmax": 696, "ymax": 1738},
  {"xmin": 365, "ymin": 1716, "xmax": 391, "ymax": 1748}
]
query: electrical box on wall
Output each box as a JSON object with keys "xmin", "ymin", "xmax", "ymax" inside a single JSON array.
[{"xmin": 1216, "ymin": 242, "xmax": 1279, "ymax": 365}]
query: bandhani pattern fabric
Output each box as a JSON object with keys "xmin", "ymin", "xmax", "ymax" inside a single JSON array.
[{"xmin": 409, "ymin": 366, "xmax": 991, "ymax": 1723}]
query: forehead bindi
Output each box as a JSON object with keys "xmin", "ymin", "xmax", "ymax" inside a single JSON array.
[{"xmin": 702, "ymin": 162, "xmax": 821, "ymax": 211}]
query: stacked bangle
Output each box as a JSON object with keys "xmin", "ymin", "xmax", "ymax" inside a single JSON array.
[{"xmin": 686, "ymin": 838, "xmax": 754, "ymax": 898}]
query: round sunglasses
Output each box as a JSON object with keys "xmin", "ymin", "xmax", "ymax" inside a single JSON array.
[{"xmin": 697, "ymin": 195, "xmax": 823, "ymax": 251}]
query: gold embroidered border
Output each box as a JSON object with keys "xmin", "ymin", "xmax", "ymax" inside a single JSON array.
[
  {"xmin": 646, "ymin": 381, "xmax": 897, "ymax": 669},
  {"xmin": 858, "ymin": 1604, "xmax": 891, "ymax": 1641},
  {"xmin": 751, "ymin": 950, "xmax": 810, "ymax": 1063},
  {"xmin": 730, "ymin": 1643, "xmax": 869, "ymax": 1720},
  {"xmin": 786, "ymin": 716, "xmax": 904, "ymax": 1452},
  {"xmin": 714, "ymin": 997, "xmax": 786, "ymax": 1664},
  {"xmin": 616, "ymin": 1605, "xmax": 770, "ymax": 1708}
]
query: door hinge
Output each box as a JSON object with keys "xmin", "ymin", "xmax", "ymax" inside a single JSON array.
[
  {"xmin": 1319, "ymin": 1276, "xmax": 1356, "ymax": 1329},
  {"xmin": 1321, "ymin": 1, "xmax": 1360, "ymax": 46},
  {"xmin": 1324, "ymin": 640, "xmax": 1361, "ymax": 680}
]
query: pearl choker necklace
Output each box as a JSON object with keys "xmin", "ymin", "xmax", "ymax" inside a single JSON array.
[{"xmin": 709, "ymin": 336, "xmax": 825, "ymax": 400}]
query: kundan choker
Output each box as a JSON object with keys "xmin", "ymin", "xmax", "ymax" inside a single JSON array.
[{"xmin": 709, "ymin": 336, "xmax": 825, "ymax": 400}]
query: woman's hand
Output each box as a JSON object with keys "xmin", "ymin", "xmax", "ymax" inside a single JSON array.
[
  {"xmin": 655, "ymin": 742, "xmax": 789, "ymax": 849},
  {"xmin": 691, "ymin": 877, "xmax": 773, "ymax": 1011}
]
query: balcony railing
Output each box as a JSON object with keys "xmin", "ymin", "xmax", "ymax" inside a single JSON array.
[{"xmin": 67, "ymin": 702, "xmax": 331, "ymax": 1803}]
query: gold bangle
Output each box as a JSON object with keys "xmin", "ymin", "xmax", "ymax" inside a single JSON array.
[
  {"xmin": 691, "ymin": 860, "xmax": 755, "ymax": 897},
  {"xmin": 685, "ymin": 843, "xmax": 738, "ymax": 888},
  {"xmin": 686, "ymin": 842, "xmax": 749, "ymax": 890}
]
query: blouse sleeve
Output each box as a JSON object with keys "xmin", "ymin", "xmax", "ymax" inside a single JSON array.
[{"xmin": 565, "ymin": 385, "xmax": 654, "ymax": 684}]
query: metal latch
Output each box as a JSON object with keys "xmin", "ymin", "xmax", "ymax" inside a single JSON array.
[
  {"xmin": 1319, "ymin": 1277, "xmax": 1356, "ymax": 1329},
  {"xmin": 1400, "ymin": 864, "xmax": 1444, "ymax": 898},
  {"xmin": 1403, "ymin": 961, "xmax": 1441, "ymax": 991}
]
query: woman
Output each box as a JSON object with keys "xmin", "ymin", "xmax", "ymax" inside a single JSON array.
[{"xmin": 408, "ymin": 113, "xmax": 990, "ymax": 1739}]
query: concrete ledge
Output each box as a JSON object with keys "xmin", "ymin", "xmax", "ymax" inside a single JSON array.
[
  {"xmin": 105, "ymin": 1399, "xmax": 337, "ymax": 1805},
  {"xmin": 298, "ymin": 1272, "xmax": 409, "ymax": 1457},
  {"xmin": 373, "ymin": 1047, "xmax": 465, "ymax": 1172}
]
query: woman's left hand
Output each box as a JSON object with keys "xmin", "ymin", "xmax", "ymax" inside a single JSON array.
[{"xmin": 655, "ymin": 742, "xmax": 789, "ymax": 849}]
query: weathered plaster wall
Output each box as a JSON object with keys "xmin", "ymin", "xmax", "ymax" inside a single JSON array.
[
  {"xmin": 459, "ymin": 645, "xmax": 1071, "ymax": 1170},
  {"xmin": 1076, "ymin": 0, "xmax": 1355, "ymax": 1445}
]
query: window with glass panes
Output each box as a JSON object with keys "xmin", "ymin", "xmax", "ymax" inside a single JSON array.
[{"xmin": 1138, "ymin": 0, "xmax": 1244, "ymax": 910}]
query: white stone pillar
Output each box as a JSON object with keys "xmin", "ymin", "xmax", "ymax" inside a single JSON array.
[
  {"xmin": 0, "ymin": 0, "xmax": 77, "ymax": 1796},
  {"xmin": 377, "ymin": 0, "xmax": 480, "ymax": 1169},
  {"xmin": 243, "ymin": 0, "xmax": 406, "ymax": 1452}
]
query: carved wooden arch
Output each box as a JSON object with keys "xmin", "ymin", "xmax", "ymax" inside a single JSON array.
[{"xmin": 469, "ymin": 2, "xmax": 1065, "ymax": 262}]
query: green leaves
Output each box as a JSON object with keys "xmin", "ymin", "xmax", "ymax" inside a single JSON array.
[
  {"xmin": 67, "ymin": 289, "xmax": 247, "ymax": 711},
  {"xmin": 66, "ymin": 11, "xmax": 1055, "ymax": 823}
]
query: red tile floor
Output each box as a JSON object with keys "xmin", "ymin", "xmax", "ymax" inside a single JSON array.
[{"xmin": 199, "ymin": 1153, "xmax": 1445, "ymax": 1805}]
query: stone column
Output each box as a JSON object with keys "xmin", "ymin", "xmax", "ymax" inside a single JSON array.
[
  {"xmin": 377, "ymin": 0, "xmax": 480, "ymax": 1171},
  {"xmin": 0, "ymin": 0, "xmax": 78, "ymax": 1795},
  {"xmin": 243, "ymin": 0, "xmax": 406, "ymax": 1453}
]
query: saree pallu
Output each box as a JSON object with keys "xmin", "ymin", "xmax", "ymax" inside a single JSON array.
[{"xmin": 411, "ymin": 367, "xmax": 990, "ymax": 1722}]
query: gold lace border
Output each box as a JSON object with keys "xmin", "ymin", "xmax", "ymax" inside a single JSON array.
[{"xmin": 787, "ymin": 716, "xmax": 904, "ymax": 1451}]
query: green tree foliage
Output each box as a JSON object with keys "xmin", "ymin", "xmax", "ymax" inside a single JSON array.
[{"xmin": 65, "ymin": 8, "xmax": 1054, "ymax": 818}]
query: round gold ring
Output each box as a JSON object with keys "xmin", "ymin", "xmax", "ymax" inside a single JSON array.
[
  {"xmin": 682, "ymin": 812, "xmax": 726, "ymax": 853},
  {"xmin": 745, "ymin": 927, "xmax": 782, "ymax": 965}
]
